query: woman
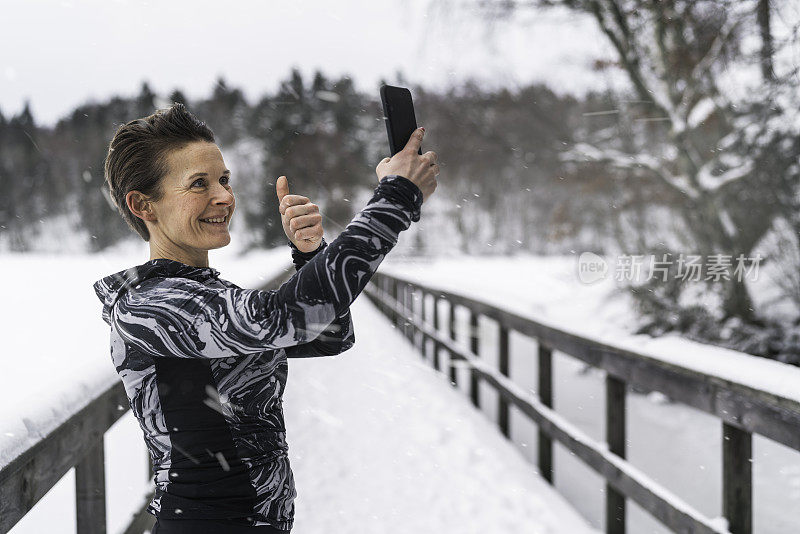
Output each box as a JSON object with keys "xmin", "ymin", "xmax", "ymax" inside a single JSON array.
[{"xmin": 92, "ymin": 103, "xmax": 438, "ymax": 533}]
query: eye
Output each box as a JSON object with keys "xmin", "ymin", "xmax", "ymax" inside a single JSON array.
[{"xmin": 192, "ymin": 176, "xmax": 231, "ymax": 187}]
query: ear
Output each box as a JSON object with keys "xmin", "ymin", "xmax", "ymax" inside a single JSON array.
[{"xmin": 126, "ymin": 191, "xmax": 154, "ymax": 221}]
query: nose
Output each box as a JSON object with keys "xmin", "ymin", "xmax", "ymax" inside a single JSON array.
[{"xmin": 211, "ymin": 182, "xmax": 234, "ymax": 207}]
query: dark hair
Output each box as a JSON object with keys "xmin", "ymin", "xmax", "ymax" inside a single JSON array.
[{"xmin": 103, "ymin": 102, "xmax": 216, "ymax": 241}]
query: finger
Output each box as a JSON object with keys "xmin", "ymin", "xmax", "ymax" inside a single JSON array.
[
  {"xmin": 295, "ymin": 224, "xmax": 322, "ymax": 241},
  {"xmin": 285, "ymin": 202, "xmax": 317, "ymax": 219},
  {"xmin": 289, "ymin": 213, "xmax": 322, "ymax": 232},
  {"xmin": 280, "ymin": 195, "xmax": 311, "ymax": 215},
  {"xmin": 403, "ymin": 127, "xmax": 424, "ymax": 154},
  {"xmin": 276, "ymin": 176, "xmax": 289, "ymax": 203},
  {"xmin": 376, "ymin": 157, "xmax": 391, "ymax": 174}
]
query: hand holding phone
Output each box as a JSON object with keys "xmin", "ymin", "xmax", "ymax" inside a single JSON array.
[
  {"xmin": 376, "ymin": 85, "xmax": 440, "ymax": 203},
  {"xmin": 375, "ymin": 127, "xmax": 439, "ymax": 203}
]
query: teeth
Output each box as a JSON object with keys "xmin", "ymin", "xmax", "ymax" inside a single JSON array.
[{"xmin": 201, "ymin": 217, "xmax": 225, "ymax": 223}]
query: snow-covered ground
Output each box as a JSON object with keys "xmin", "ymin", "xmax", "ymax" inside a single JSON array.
[{"xmin": 2, "ymin": 230, "xmax": 800, "ymax": 533}]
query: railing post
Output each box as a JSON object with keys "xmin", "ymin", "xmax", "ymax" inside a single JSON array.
[
  {"xmin": 414, "ymin": 289, "xmax": 423, "ymax": 354},
  {"xmin": 538, "ymin": 344, "xmax": 553, "ymax": 484},
  {"xmin": 448, "ymin": 301, "xmax": 458, "ymax": 388},
  {"xmin": 469, "ymin": 310, "xmax": 480, "ymax": 408},
  {"xmin": 384, "ymin": 276, "xmax": 391, "ymax": 318},
  {"xmin": 432, "ymin": 296, "xmax": 441, "ymax": 371},
  {"xmin": 606, "ymin": 375, "xmax": 627, "ymax": 534},
  {"xmin": 394, "ymin": 281, "xmax": 403, "ymax": 331},
  {"xmin": 75, "ymin": 438, "xmax": 106, "ymax": 534},
  {"xmin": 376, "ymin": 274, "xmax": 385, "ymax": 316},
  {"xmin": 388, "ymin": 278, "xmax": 395, "ymax": 322},
  {"xmin": 405, "ymin": 285, "xmax": 414, "ymax": 344},
  {"xmin": 498, "ymin": 323, "xmax": 510, "ymax": 438},
  {"xmin": 399, "ymin": 283, "xmax": 406, "ymax": 336},
  {"xmin": 420, "ymin": 292, "xmax": 429, "ymax": 360},
  {"xmin": 382, "ymin": 275, "xmax": 390, "ymax": 317},
  {"xmin": 405, "ymin": 284, "xmax": 414, "ymax": 345},
  {"xmin": 723, "ymin": 422, "xmax": 752, "ymax": 534}
]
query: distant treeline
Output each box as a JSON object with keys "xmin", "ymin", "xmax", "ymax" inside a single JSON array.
[{"xmin": 0, "ymin": 69, "xmax": 618, "ymax": 257}]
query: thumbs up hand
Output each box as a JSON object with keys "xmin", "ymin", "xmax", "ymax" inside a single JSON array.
[{"xmin": 276, "ymin": 175, "xmax": 324, "ymax": 253}]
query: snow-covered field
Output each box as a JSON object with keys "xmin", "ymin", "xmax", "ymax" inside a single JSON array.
[{"xmin": 2, "ymin": 229, "xmax": 800, "ymax": 533}]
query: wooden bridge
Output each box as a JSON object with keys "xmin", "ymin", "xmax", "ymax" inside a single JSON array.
[{"xmin": 2, "ymin": 265, "xmax": 798, "ymax": 534}]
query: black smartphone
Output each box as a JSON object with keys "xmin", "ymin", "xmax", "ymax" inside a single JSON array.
[{"xmin": 380, "ymin": 84, "xmax": 422, "ymax": 157}]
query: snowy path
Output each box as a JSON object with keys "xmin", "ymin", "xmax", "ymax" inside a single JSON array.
[{"xmin": 281, "ymin": 294, "xmax": 598, "ymax": 534}]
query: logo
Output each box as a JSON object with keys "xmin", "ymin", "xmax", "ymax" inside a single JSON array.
[{"xmin": 577, "ymin": 252, "xmax": 608, "ymax": 284}]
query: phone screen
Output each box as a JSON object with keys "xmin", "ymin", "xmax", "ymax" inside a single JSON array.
[{"xmin": 380, "ymin": 85, "xmax": 422, "ymax": 157}]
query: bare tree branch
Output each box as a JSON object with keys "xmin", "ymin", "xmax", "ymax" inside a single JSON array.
[{"xmin": 561, "ymin": 142, "xmax": 699, "ymax": 199}]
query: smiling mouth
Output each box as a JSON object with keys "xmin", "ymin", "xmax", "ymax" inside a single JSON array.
[{"xmin": 199, "ymin": 215, "xmax": 228, "ymax": 226}]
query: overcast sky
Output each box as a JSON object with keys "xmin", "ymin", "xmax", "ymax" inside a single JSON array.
[{"xmin": 1, "ymin": 0, "xmax": 619, "ymax": 128}]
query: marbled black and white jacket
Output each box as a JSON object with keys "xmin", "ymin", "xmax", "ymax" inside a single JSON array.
[{"xmin": 92, "ymin": 175, "xmax": 423, "ymax": 530}]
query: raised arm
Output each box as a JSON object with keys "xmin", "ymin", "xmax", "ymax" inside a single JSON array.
[{"xmin": 112, "ymin": 175, "xmax": 422, "ymax": 359}]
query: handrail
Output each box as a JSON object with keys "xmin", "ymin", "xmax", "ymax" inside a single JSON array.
[
  {"xmin": 6, "ymin": 261, "xmax": 791, "ymax": 534},
  {"xmin": 363, "ymin": 270, "xmax": 800, "ymax": 534},
  {"xmin": 0, "ymin": 266, "xmax": 293, "ymax": 534}
]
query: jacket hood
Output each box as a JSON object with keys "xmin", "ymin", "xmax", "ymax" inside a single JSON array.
[{"xmin": 93, "ymin": 259, "xmax": 221, "ymax": 325}]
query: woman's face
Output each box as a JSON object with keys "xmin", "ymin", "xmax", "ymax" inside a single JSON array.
[{"xmin": 131, "ymin": 141, "xmax": 236, "ymax": 266}]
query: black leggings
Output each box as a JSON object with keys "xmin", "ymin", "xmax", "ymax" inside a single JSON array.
[{"xmin": 152, "ymin": 517, "xmax": 290, "ymax": 534}]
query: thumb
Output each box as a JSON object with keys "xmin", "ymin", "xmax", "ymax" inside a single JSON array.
[
  {"xmin": 403, "ymin": 127, "xmax": 424, "ymax": 153},
  {"xmin": 276, "ymin": 176, "xmax": 289, "ymax": 202}
]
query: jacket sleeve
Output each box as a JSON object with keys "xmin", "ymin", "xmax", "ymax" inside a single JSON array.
[
  {"xmin": 284, "ymin": 237, "xmax": 356, "ymax": 358},
  {"xmin": 287, "ymin": 237, "xmax": 327, "ymax": 271},
  {"xmin": 112, "ymin": 175, "xmax": 421, "ymax": 359}
]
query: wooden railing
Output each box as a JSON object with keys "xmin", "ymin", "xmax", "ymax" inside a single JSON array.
[
  {"xmin": 0, "ymin": 268, "xmax": 293, "ymax": 534},
  {"xmin": 363, "ymin": 270, "xmax": 800, "ymax": 534},
  {"xmin": 6, "ymin": 263, "xmax": 797, "ymax": 534}
]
